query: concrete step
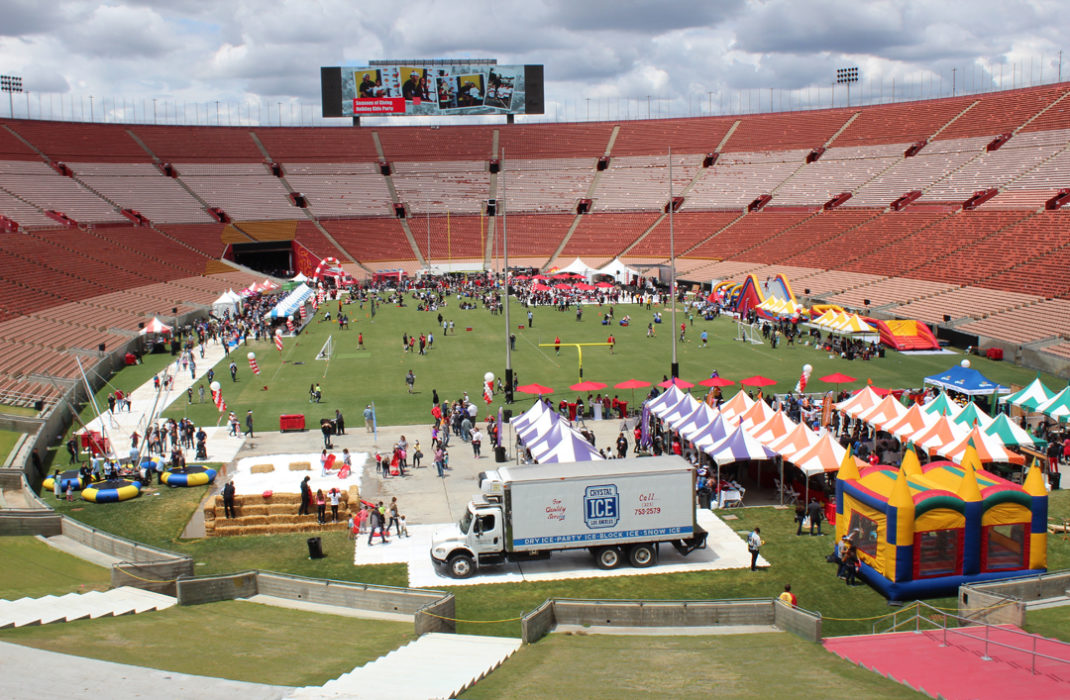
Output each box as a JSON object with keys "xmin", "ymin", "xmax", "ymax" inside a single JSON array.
[
  {"xmin": 0, "ymin": 587, "xmax": 176, "ymax": 629},
  {"xmin": 294, "ymin": 632, "xmax": 522, "ymax": 699}
]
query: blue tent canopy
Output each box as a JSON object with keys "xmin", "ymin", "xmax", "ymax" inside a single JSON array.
[
  {"xmin": 923, "ymin": 365, "xmax": 1010, "ymax": 396},
  {"xmin": 268, "ymin": 283, "xmax": 312, "ymax": 320}
]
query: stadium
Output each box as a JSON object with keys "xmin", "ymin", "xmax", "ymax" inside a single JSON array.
[{"xmin": 2, "ymin": 60, "xmax": 1070, "ymax": 698}]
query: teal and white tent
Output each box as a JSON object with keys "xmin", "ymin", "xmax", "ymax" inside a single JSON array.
[
  {"xmin": 999, "ymin": 376, "xmax": 1056, "ymax": 412},
  {"xmin": 984, "ymin": 413, "xmax": 1036, "ymax": 447},
  {"xmin": 1037, "ymin": 387, "xmax": 1070, "ymax": 423}
]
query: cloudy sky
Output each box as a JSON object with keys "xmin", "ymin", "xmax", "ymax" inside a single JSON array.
[{"xmin": 0, "ymin": 0, "xmax": 1066, "ymax": 125}]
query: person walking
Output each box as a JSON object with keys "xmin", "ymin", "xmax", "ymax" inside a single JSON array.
[
  {"xmin": 388, "ymin": 497, "xmax": 401, "ymax": 536},
  {"xmin": 299, "ymin": 476, "xmax": 312, "ymax": 516},
  {"xmin": 229, "ymin": 360, "xmax": 238, "ymax": 382},
  {"xmin": 367, "ymin": 505, "xmax": 389, "ymax": 545},
  {"xmin": 806, "ymin": 499, "xmax": 824, "ymax": 536},
  {"xmin": 334, "ymin": 409, "xmax": 345, "ymax": 435},
  {"xmin": 747, "ymin": 527, "xmax": 763, "ymax": 571},
  {"xmin": 222, "ymin": 480, "xmax": 236, "ymax": 519},
  {"xmin": 364, "ymin": 404, "xmax": 374, "ymax": 432},
  {"xmin": 244, "ymin": 410, "xmax": 254, "ymax": 438},
  {"xmin": 471, "ymin": 427, "xmax": 483, "ymax": 458},
  {"xmin": 554, "ymin": 336, "xmax": 561, "ymax": 355},
  {"xmin": 405, "ymin": 369, "xmax": 415, "ymax": 394}
]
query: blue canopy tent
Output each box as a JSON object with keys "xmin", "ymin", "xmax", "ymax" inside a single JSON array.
[
  {"xmin": 923, "ymin": 364, "xmax": 1010, "ymax": 396},
  {"xmin": 268, "ymin": 283, "xmax": 313, "ymax": 320}
]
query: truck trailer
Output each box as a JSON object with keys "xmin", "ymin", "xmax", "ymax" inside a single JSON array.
[{"xmin": 430, "ymin": 455, "xmax": 707, "ymax": 578}]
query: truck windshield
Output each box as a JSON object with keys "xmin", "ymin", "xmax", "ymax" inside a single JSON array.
[{"xmin": 458, "ymin": 510, "xmax": 474, "ymax": 534}]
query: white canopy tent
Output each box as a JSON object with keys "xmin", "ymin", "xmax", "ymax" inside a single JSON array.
[
  {"xmin": 211, "ymin": 289, "xmax": 242, "ymax": 317},
  {"xmin": 595, "ymin": 258, "xmax": 639, "ymax": 284}
]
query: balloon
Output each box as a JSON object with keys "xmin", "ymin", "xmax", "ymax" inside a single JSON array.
[
  {"xmin": 209, "ymin": 381, "xmax": 221, "ymax": 392},
  {"xmin": 247, "ymin": 352, "xmax": 256, "ymax": 360},
  {"xmin": 484, "ymin": 371, "xmax": 494, "ymax": 383},
  {"xmin": 961, "ymin": 359, "xmax": 971, "ymax": 368},
  {"xmin": 803, "ymin": 364, "xmax": 813, "ymax": 374},
  {"xmin": 275, "ymin": 328, "xmax": 282, "ymax": 336}
]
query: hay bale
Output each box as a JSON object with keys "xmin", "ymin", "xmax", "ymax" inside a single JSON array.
[
  {"xmin": 347, "ymin": 485, "xmax": 361, "ymax": 503},
  {"xmin": 289, "ymin": 462, "xmax": 311, "ymax": 471},
  {"xmin": 268, "ymin": 503, "xmax": 294, "ymax": 515},
  {"xmin": 250, "ymin": 464, "xmax": 275, "ymax": 474}
]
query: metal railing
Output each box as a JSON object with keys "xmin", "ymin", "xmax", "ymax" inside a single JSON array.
[{"xmin": 875, "ymin": 600, "xmax": 1070, "ymax": 676}]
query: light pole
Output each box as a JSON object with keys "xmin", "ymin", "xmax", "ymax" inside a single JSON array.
[
  {"xmin": 2, "ymin": 74, "xmax": 23, "ymax": 118},
  {"xmin": 669, "ymin": 147, "xmax": 678, "ymax": 379},
  {"xmin": 836, "ymin": 66, "xmax": 859, "ymax": 107},
  {"xmin": 501, "ymin": 148, "xmax": 513, "ymax": 404}
]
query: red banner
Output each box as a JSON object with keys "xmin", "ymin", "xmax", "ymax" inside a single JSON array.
[{"xmin": 353, "ymin": 97, "xmax": 405, "ymax": 114}]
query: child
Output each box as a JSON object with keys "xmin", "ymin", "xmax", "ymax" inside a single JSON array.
[
  {"xmin": 398, "ymin": 514, "xmax": 410, "ymax": 538},
  {"xmin": 347, "ymin": 514, "xmax": 356, "ymax": 539}
]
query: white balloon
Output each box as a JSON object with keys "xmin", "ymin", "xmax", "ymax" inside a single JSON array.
[
  {"xmin": 961, "ymin": 359, "xmax": 971, "ymax": 368},
  {"xmin": 484, "ymin": 371, "xmax": 494, "ymax": 383},
  {"xmin": 803, "ymin": 364, "xmax": 813, "ymax": 374},
  {"xmin": 247, "ymin": 352, "xmax": 256, "ymax": 360},
  {"xmin": 275, "ymin": 328, "xmax": 282, "ymax": 336},
  {"xmin": 209, "ymin": 381, "xmax": 221, "ymax": 392}
]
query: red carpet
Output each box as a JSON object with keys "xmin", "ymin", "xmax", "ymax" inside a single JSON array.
[{"xmin": 824, "ymin": 625, "xmax": 1070, "ymax": 700}]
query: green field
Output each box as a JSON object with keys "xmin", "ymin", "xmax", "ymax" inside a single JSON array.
[
  {"xmin": 146, "ymin": 298, "xmax": 1063, "ymax": 430},
  {"xmin": 1025, "ymin": 605, "xmax": 1070, "ymax": 642},
  {"xmin": 0, "ymin": 537, "xmax": 111, "ymax": 599},
  {"xmin": 0, "ymin": 599, "xmax": 414, "ymax": 686},
  {"xmin": 462, "ymin": 632, "xmax": 922, "ymax": 699},
  {"xmin": 0, "ymin": 429, "xmax": 22, "ymax": 464}
]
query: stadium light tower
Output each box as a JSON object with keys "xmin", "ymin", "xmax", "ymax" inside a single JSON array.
[
  {"xmin": 836, "ymin": 67, "xmax": 859, "ymax": 107},
  {"xmin": 1, "ymin": 74, "xmax": 23, "ymax": 118},
  {"xmin": 669, "ymin": 147, "xmax": 679, "ymax": 379}
]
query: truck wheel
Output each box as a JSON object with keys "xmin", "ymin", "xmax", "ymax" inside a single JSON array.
[
  {"xmin": 628, "ymin": 543, "xmax": 657, "ymax": 568},
  {"xmin": 448, "ymin": 553, "xmax": 474, "ymax": 579},
  {"xmin": 594, "ymin": 546, "xmax": 623, "ymax": 570}
]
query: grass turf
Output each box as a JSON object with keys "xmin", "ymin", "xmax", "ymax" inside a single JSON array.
[
  {"xmin": 156, "ymin": 298, "xmax": 1063, "ymax": 429},
  {"xmin": 0, "ymin": 536, "xmax": 111, "ymax": 599},
  {"xmin": 0, "ymin": 429, "xmax": 23, "ymax": 464},
  {"xmin": 461, "ymin": 632, "xmax": 923, "ymax": 699},
  {"xmin": 0, "ymin": 599, "xmax": 415, "ymax": 687},
  {"xmin": 1024, "ymin": 605, "xmax": 1070, "ymax": 642}
]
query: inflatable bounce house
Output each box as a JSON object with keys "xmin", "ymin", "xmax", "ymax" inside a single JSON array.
[{"xmin": 835, "ymin": 445, "xmax": 1046, "ymax": 600}]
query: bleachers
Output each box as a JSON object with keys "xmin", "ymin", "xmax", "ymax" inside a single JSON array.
[
  {"xmin": 284, "ymin": 162, "xmax": 394, "ymax": 218},
  {"xmin": 626, "ymin": 211, "xmax": 741, "ymax": 258},
  {"xmin": 490, "ymin": 213, "xmax": 574, "ymax": 258},
  {"xmin": 560, "ymin": 212, "xmax": 662, "ymax": 259},
  {"xmin": 497, "ymin": 122, "xmax": 614, "ymax": 159},
  {"xmin": 958, "ymin": 299, "xmax": 1070, "ymax": 343},
  {"xmin": 935, "ymin": 84, "xmax": 1069, "ymax": 140},
  {"xmin": 909, "ymin": 211, "xmax": 1040, "ymax": 285},
  {"xmin": 722, "ymin": 109, "xmax": 851, "ymax": 152},
  {"xmin": 682, "ymin": 150, "xmax": 808, "ymax": 210},
  {"xmin": 742, "ymin": 208, "xmax": 881, "ymax": 265},
  {"xmin": 791, "ymin": 269, "xmax": 885, "ymax": 297},
  {"xmin": 176, "ymin": 162, "xmax": 298, "ymax": 221},
  {"xmin": 7, "ymin": 121, "xmax": 149, "ymax": 162},
  {"xmin": 379, "ymin": 125, "xmax": 496, "ymax": 161},
  {"xmin": 918, "ymin": 139, "xmax": 1062, "ymax": 201},
  {"xmin": 72, "ymin": 162, "xmax": 214, "ymax": 223},
  {"xmin": 891, "ymin": 286, "xmax": 1040, "ymax": 324},
  {"xmin": 0, "ymin": 160, "xmax": 125, "ymax": 224},
  {"xmin": 293, "ymin": 220, "xmax": 351, "ymax": 262},
  {"xmin": 155, "ymin": 223, "xmax": 228, "ymax": 259},
  {"xmin": 610, "ymin": 117, "xmax": 736, "ymax": 156},
  {"xmin": 592, "ymin": 155, "xmax": 700, "ymax": 212},
  {"xmin": 828, "ymin": 277, "xmax": 957, "ymax": 311},
  {"xmin": 320, "ymin": 217, "xmax": 416, "ymax": 262},
  {"xmin": 502, "ymin": 158, "xmax": 595, "ymax": 213},
  {"xmin": 849, "ymin": 137, "xmax": 990, "ymax": 206},
  {"xmin": 131, "ymin": 125, "xmax": 263, "ymax": 162},
  {"xmin": 772, "ymin": 145, "xmax": 902, "ymax": 205},
  {"xmin": 391, "ymin": 160, "xmax": 490, "ymax": 214},
  {"xmin": 0, "ymin": 188, "xmax": 55, "ymax": 228},
  {"xmin": 686, "ymin": 210, "xmax": 814, "ymax": 260},
  {"xmin": 0, "ymin": 122, "xmax": 43, "ymax": 159},
  {"xmin": 831, "ymin": 96, "xmax": 976, "ymax": 147},
  {"xmin": 254, "ymin": 127, "xmax": 379, "ymax": 162},
  {"xmin": 421, "ymin": 214, "xmax": 489, "ymax": 261}
]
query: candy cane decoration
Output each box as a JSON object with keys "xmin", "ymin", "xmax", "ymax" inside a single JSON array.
[
  {"xmin": 286, "ymin": 317, "xmax": 294, "ymax": 333},
  {"xmin": 794, "ymin": 363, "xmax": 813, "ymax": 394},
  {"xmin": 274, "ymin": 329, "xmax": 284, "ymax": 352},
  {"xmin": 210, "ymin": 381, "xmax": 226, "ymax": 412},
  {"xmin": 247, "ymin": 351, "xmax": 260, "ymax": 375},
  {"xmin": 299, "ymin": 304, "xmax": 307, "ymax": 320}
]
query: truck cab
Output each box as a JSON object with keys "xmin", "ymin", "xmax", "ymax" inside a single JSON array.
[{"xmin": 430, "ymin": 497, "xmax": 505, "ymax": 578}]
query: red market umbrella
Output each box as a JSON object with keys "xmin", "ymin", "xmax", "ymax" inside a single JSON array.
[
  {"xmin": 532, "ymin": 274, "xmax": 548, "ymax": 280},
  {"xmin": 595, "ymin": 282, "xmax": 614, "ymax": 289},
  {"xmin": 574, "ymin": 282, "xmax": 596, "ymax": 291},
  {"xmin": 532, "ymin": 283, "xmax": 551, "ymax": 292},
  {"xmin": 615, "ymin": 379, "xmax": 652, "ymax": 390},
  {"xmin": 819, "ymin": 372, "xmax": 858, "ymax": 385},
  {"xmin": 658, "ymin": 377, "xmax": 694, "ymax": 389},
  {"xmin": 570, "ymin": 380, "xmax": 608, "ymax": 392},
  {"xmin": 741, "ymin": 375, "xmax": 777, "ymax": 387},
  {"xmin": 552, "ymin": 273, "xmax": 571, "ymax": 279},
  {"xmin": 516, "ymin": 383, "xmax": 554, "ymax": 395},
  {"xmin": 553, "ymin": 283, "xmax": 572, "ymax": 290},
  {"xmin": 699, "ymin": 376, "xmax": 735, "ymax": 388}
]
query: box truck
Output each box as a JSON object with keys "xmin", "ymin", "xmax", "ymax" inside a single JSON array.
[{"xmin": 430, "ymin": 455, "xmax": 707, "ymax": 578}]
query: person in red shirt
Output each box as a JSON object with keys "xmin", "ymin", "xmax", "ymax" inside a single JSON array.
[
  {"xmin": 607, "ymin": 334, "xmax": 615, "ymax": 354},
  {"xmin": 554, "ymin": 336, "xmax": 561, "ymax": 355}
]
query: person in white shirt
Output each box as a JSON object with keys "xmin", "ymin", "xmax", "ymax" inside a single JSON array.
[{"xmin": 747, "ymin": 527, "xmax": 763, "ymax": 571}]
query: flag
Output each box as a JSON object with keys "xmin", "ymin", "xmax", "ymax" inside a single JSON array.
[
  {"xmin": 640, "ymin": 403, "xmax": 652, "ymax": 448},
  {"xmin": 496, "ymin": 407, "xmax": 503, "ymax": 448}
]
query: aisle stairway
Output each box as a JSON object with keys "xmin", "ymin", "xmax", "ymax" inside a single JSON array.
[
  {"xmin": 0, "ymin": 586, "xmax": 176, "ymax": 628},
  {"xmin": 289, "ymin": 633, "xmax": 522, "ymax": 699}
]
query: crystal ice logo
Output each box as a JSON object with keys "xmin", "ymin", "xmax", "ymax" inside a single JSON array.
[{"xmin": 584, "ymin": 484, "xmax": 619, "ymax": 529}]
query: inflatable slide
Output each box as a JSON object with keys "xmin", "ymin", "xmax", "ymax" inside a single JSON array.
[
  {"xmin": 864, "ymin": 318, "xmax": 940, "ymax": 351},
  {"xmin": 730, "ymin": 273, "xmax": 800, "ymax": 318}
]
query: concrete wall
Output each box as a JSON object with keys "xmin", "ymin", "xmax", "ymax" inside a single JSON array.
[
  {"xmin": 551, "ymin": 599, "xmax": 775, "ymax": 629},
  {"xmin": 415, "ymin": 594, "xmax": 456, "ymax": 635},
  {"xmin": 256, "ymin": 571, "xmax": 446, "ymax": 616},
  {"xmin": 959, "ymin": 570, "xmax": 1070, "ymax": 625},
  {"xmin": 521, "ymin": 599, "xmax": 556, "ymax": 644},
  {"xmin": 958, "ymin": 587, "xmax": 1025, "ymax": 627},
  {"xmin": 773, "ymin": 599, "xmax": 823, "ymax": 642},
  {"xmin": 110, "ymin": 559, "xmax": 193, "ymax": 596},
  {"xmin": 0, "ymin": 511, "xmax": 62, "ymax": 536},
  {"xmin": 177, "ymin": 571, "xmax": 258, "ymax": 605}
]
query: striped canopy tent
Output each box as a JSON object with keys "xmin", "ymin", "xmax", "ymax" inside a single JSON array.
[
  {"xmin": 677, "ymin": 404, "xmax": 721, "ymax": 441},
  {"xmin": 810, "ymin": 309, "xmax": 838, "ymax": 327},
  {"xmin": 835, "ymin": 385, "xmax": 884, "ymax": 419},
  {"xmin": 856, "ymin": 394, "xmax": 908, "ymax": 430},
  {"xmin": 998, "ymin": 376, "xmax": 1056, "ymax": 412},
  {"xmin": 530, "ymin": 423, "xmax": 603, "ymax": 463},
  {"xmin": 952, "ymin": 402, "xmax": 994, "ymax": 430},
  {"xmin": 749, "ymin": 410, "xmax": 797, "ymax": 444},
  {"xmin": 663, "ymin": 394, "xmax": 702, "ymax": 425},
  {"xmin": 882, "ymin": 403, "xmax": 938, "ymax": 443},
  {"xmin": 767, "ymin": 422, "xmax": 819, "ymax": 460},
  {"xmin": 984, "ymin": 413, "xmax": 1037, "ymax": 448},
  {"xmin": 940, "ymin": 426, "xmax": 1026, "ymax": 466},
  {"xmin": 1036, "ymin": 387, "xmax": 1070, "ymax": 423},
  {"xmin": 718, "ymin": 390, "xmax": 755, "ymax": 423},
  {"xmin": 736, "ymin": 399, "xmax": 774, "ymax": 431},
  {"xmin": 921, "ymin": 392, "xmax": 962, "ymax": 418},
  {"xmin": 691, "ymin": 413, "xmax": 732, "ymax": 451},
  {"xmin": 649, "ymin": 385, "xmax": 688, "ymax": 418},
  {"xmin": 911, "ymin": 415, "xmax": 970, "ymax": 456},
  {"xmin": 789, "ymin": 432, "xmax": 855, "ymax": 477},
  {"xmin": 510, "ymin": 399, "xmax": 549, "ymax": 433},
  {"xmin": 757, "ymin": 297, "xmax": 796, "ymax": 318},
  {"xmin": 704, "ymin": 426, "xmax": 779, "ymax": 465},
  {"xmin": 516, "ymin": 410, "xmax": 562, "ymax": 445}
]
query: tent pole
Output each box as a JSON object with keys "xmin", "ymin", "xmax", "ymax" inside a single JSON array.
[{"xmin": 779, "ymin": 457, "xmax": 784, "ymax": 505}]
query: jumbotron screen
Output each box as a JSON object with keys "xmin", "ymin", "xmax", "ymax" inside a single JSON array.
[{"xmin": 321, "ymin": 62, "xmax": 543, "ymax": 118}]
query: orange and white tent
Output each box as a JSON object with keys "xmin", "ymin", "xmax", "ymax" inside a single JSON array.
[
  {"xmin": 749, "ymin": 410, "xmax": 796, "ymax": 444},
  {"xmin": 857, "ymin": 394, "xmax": 908, "ymax": 430},
  {"xmin": 911, "ymin": 415, "xmax": 970, "ymax": 456},
  {"xmin": 139, "ymin": 316, "xmax": 173, "ymax": 335},
  {"xmin": 882, "ymin": 403, "xmax": 938, "ymax": 442},
  {"xmin": 718, "ymin": 390, "xmax": 755, "ymax": 424},
  {"xmin": 940, "ymin": 426, "xmax": 1025, "ymax": 465},
  {"xmin": 737, "ymin": 399, "xmax": 774, "ymax": 431},
  {"xmin": 834, "ymin": 385, "xmax": 884, "ymax": 419},
  {"xmin": 789, "ymin": 432, "xmax": 858, "ymax": 476},
  {"xmin": 767, "ymin": 422, "xmax": 819, "ymax": 460}
]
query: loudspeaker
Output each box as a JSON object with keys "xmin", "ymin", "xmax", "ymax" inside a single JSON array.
[
  {"xmin": 97, "ymin": 343, "xmax": 105, "ymax": 352},
  {"xmin": 943, "ymin": 314, "xmax": 951, "ymax": 322},
  {"xmin": 502, "ymin": 409, "xmax": 513, "ymax": 422},
  {"xmin": 804, "ymin": 288, "xmax": 810, "ymax": 295},
  {"xmin": 863, "ymin": 299, "xmax": 870, "ymax": 306},
  {"xmin": 33, "ymin": 400, "xmax": 44, "ymax": 411},
  {"xmin": 138, "ymin": 322, "xmax": 145, "ymax": 329},
  {"xmin": 486, "ymin": 199, "xmax": 496, "ymax": 216},
  {"xmin": 172, "ymin": 307, "xmax": 178, "ymax": 314}
]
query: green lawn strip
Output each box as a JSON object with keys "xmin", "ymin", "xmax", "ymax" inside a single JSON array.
[
  {"xmin": 0, "ymin": 404, "xmax": 39, "ymax": 417},
  {"xmin": 0, "ymin": 599, "xmax": 415, "ymax": 687},
  {"xmin": 0, "ymin": 429, "xmax": 23, "ymax": 463},
  {"xmin": 0, "ymin": 536, "xmax": 111, "ymax": 599},
  {"xmin": 155, "ymin": 300, "xmax": 1059, "ymax": 429},
  {"xmin": 462, "ymin": 632, "xmax": 922, "ymax": 699},
  {"xmin": 1024, "ymin": 605, "xmax": 1070, "ymax": 642}
]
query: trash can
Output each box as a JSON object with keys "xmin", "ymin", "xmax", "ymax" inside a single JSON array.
[
  {"xmin": 495, "ymin": 446, "xmax": 507, "ymax": 463},
  {"xmin": 307, "ymin": 536, "xmax": 325, "ymax": 559}
]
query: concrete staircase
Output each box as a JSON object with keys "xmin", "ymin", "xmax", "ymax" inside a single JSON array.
[
  {"xmin": 0, "ymin": 586, "xmax": 176, "ymax": 628},
  {"xmin": 289, "ymin": 632, "xmax": 522, "ymax": 699}
]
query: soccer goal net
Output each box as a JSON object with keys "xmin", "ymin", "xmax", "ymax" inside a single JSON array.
[
  {"xmin": 735, "ymin": 321, "xmax": 764, "ymax": 345},
  {"xmin": 316, "ymin": 335, "xmax": 334, "ymax": 361}
]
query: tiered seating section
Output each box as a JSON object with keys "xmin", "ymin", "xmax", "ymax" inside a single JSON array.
[{"xmin": 2, "ymin": 82, "xmax": 1070, "ymax": 383}]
